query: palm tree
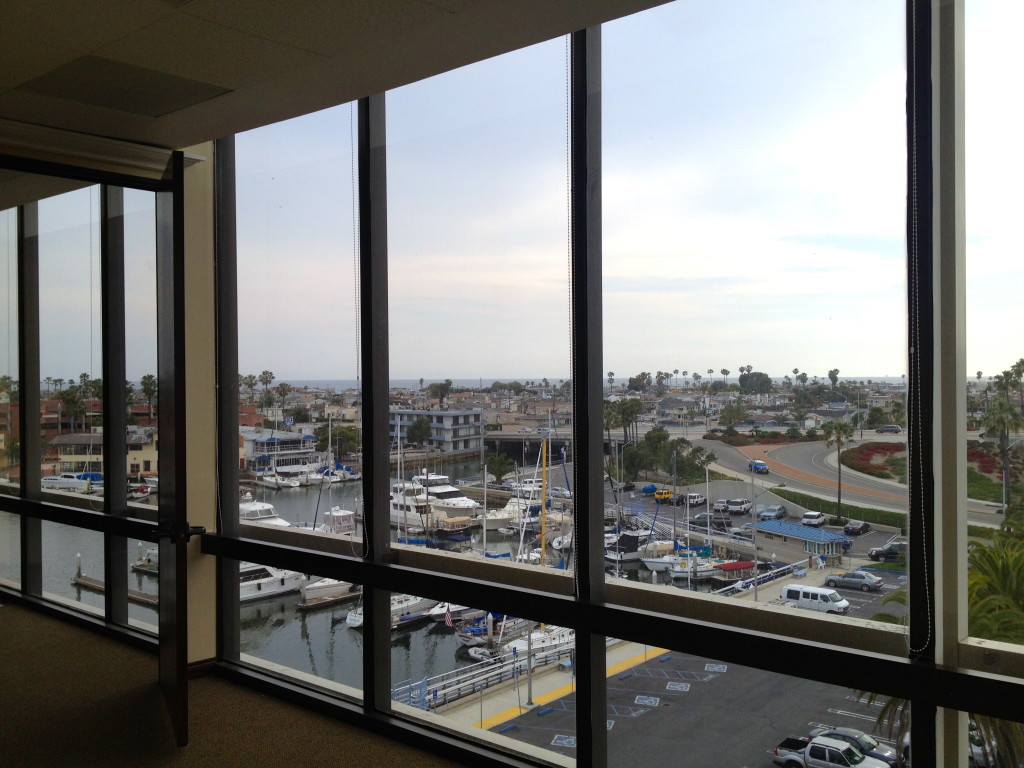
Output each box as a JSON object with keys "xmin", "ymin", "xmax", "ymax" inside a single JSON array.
[
  {"xmin": 673, "ymin": 368, "xmax": 678, "ymax": 387},
  {"xmin": 607, "ymin": 371, "xmax": 615, "ymax": 390},
  {"xmin": 822, "ymin": 420, "xmax": 855, "ymax": 519},
  {"xmin": 258, "ymin": 370, "xmax": 275, "ymax": 405},
  {"xmin": 720, "ymin": 368, "xmax": 730, "ymax": 384},
  {"xmin": 707, "ymin": 368, "xmax": 713, "ymax": 384},
  {"xmin": 983, "ymin": 390, "xmax": 1024, "ymax": 512},
  {"xmin": 140, "ymin": 373, "xmax": 157, "ymax": 420},
  {"xmin": 240, "ymin": 374, "xmax": 258, "ymax": 404}
]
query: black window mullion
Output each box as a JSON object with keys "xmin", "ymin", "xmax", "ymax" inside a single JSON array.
[
  {"xmin": 214, "ymin": 135, "xmax": 241, "ymax": 660},
  {"xmin": 102, "ymin": 184, "xmax": 129, "ymax": 625},
  {"xmin": 17, "ymin": 201, "xmax": 42, "ymax": 596},
  {"xmin": 358, "ymin": 93, "xmax": 393, "ymax": 712},
  {"xmin": 570, "ymin": 25, "xmax": 606, "ymax": 768}
]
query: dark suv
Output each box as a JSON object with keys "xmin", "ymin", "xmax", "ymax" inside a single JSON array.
[{"xmin": 869, "ymin": 541, "xmax": 908, "ymax": 561}]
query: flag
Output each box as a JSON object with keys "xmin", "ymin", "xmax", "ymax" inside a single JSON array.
[{"xmin": 444, "ymin": 605, "xmax": 453, "ymax": 627}]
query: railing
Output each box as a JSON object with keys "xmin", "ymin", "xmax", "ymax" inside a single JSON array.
[{"xmin": 391, "ymin": 642, "xmax": 575, "ymax": 711}]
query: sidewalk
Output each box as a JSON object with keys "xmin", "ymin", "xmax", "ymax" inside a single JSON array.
[{"xmin": 435, "ymin": 640, "xmax": 664, "ymax": 730}]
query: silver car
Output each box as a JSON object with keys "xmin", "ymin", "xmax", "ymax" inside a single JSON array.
[{"xmin": 826, "ymin": 570, "xmax": 884, "ymax": 592}]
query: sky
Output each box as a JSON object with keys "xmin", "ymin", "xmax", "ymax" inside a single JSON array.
[{"xmin": 2, "ymin": 0, "xmax": 1021, "ymax": 387}]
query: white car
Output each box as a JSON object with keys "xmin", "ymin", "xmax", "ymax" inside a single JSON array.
[
  {"xmin": 547, "ymin": 486, "xmax": 572, "ymax": 499},
  {"xmin": 801, "ymin": 511, "xmax": 827, "ymax": 527},
  {"xmin": 712, "ymin": 499, "xmax": 728, "ymax": 512},
  {"xmin": 725, "ymin": 498, "xmax": 752, "ymax": 514}
]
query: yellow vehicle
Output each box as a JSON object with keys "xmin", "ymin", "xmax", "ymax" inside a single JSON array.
[{"xmin": 654, "ymin": 489, "xmax": 672, "ymax": 502}]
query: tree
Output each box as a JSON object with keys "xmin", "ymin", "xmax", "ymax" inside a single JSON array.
[
  {"xmin": 286, "ymin": 404, "xmax": 309, "ymax": 423},
  {"xmin": 140, "ymin": 373, "xmax": 158, "ymax": 420},
  {"xmin": 738, "ymin": 370, "xmax": 773, "ymax": 395},
  {"xmin": 258, "ymin": 370, "xmax": 275, "ymax": 404},
  {"xmin": 275, "ymin": 382, "xmax": 292, "ymax": 407},
  {"xmin": 828, "ymin": 368, "xmax": 840, "ymax": 390},
  {"xmin": 483, "ymin": 452, "xmax": 516, "ymax": 485},
  {"xmin": 822, "ymin": 420, "xmax": 855, "ymax": 519},
  {"xmin": 241, "ymin": 374, "xmax": 258, "ymax": 404},
  {"xmin": 983, "ymin": 388, "xmax": 1024, "ymax": 512},
  {"xmin": 58, "ymin": 386, "xmax": 85, "ymax": 434},
  {"xmin": 426, "ymin": 379, "xmax": 453, "ymax": 408},
  {"xmin": 718, "ymin": 399, "xmax": 748, "ymax": 427},
  {"xmin": 407, "ymin": 415, "xmax": 432, "ymax": 446},
  {"xmin": 419, "ymin": 377, "xmax": 424, "ymax": 391},
  {"xmin": 607, "ymin": 371, "xmax": 615, "ymax": 390},
  {"xmin": 720, "ymin": 368, "xmax": 730, "ymax": 382}
]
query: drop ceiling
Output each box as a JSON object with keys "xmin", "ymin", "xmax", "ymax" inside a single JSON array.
[{"xmin": 1, "ymin": 0, "xmax": 665, "ymax": 152}]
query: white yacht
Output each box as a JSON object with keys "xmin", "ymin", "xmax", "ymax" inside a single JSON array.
[
  {"xmin": 239, "ymin": 492, "xmax": 291, "ymax": 527},
  {"xmin": 345, "ymin": 593, "xmax": 439, "ymax": 629},
  {"xmin": 411, "ymin": 470, "xmax": 481, "ymax": 519},
  {"xmin": 389, "ymin": 480, "xmax": 445, "ymax": 533},
  {"xmin": 239, "ymin": 563, "xmax": 303, "ymax": 602}
]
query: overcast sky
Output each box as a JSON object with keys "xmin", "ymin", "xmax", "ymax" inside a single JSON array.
[{"xmin": 4, "ymin": 1, "xmax": 1021, "ymax": 388}]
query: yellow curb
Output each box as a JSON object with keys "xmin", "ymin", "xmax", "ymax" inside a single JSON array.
[{"xmin": 472, "ymin": 646, "xmax": 669, "ymax": 729}]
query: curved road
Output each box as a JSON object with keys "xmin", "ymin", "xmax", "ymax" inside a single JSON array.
[{"xmin": 689, "ymin": 434, "xmax": 1001, "ymax": 525}]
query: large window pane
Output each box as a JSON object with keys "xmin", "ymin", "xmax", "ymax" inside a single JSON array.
[
  {"xmin": 0, "ymin": 206, "xmax": 16, "ymax": 500},
  {"xmin": 965, "ymin": 0, "xmax": 1024, "ymax": 650},
  {"xmin": 394, "ymin": 602, "xmax": 577, "ymax": 766},
  {"xmin": 387, "ymin": 38, "xmax": 571, "ymax": 580},
  {"xmin": 38, "ymin": 187, "xmax": 104, "ymax": 496},
  {"xmin": 601, "ymin": 2, "xmax": 908, "ymax": 624},
  {"xmin": 233, "ymin": 104, "xmax": 365, "ymax": 687}
]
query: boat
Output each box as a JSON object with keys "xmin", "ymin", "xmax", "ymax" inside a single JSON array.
[
  {"xmin": 293, "ymin": 506, "xmax": 356, "ymax": 535},
  {"xmin": 239, "ymin": 492, "xmax": 291, "ymax": 527},
  {"xmin": 504, "ymin": 624, "xmax": 574, "ymax": 655},
  {"xmin": 133, "ymin": 549, "xmax": 303, "ymax": 603},
  {"xmin": 604, "ymin": 530, "xmax": 674, "ymax": 563},
  {"xmin": 427, "ymin": 602, "xmax": 484, "ymax": 624},
  {"xmin": 239, "ymin": 562, "xmax": 303, "ymax": 602},
  {"xmin": 128, "ymin": 483, "xmax": 152, "ymax": 500},
  {"xmin": 455, "ymin": 613, "xmax": 532, "ymax": 648},
  {"xmin": 670, "ymin": 556, "xmax": 740, "ymax": 580},
  {"xmin": 390, "ymin": 480, "xmax": 445, "ymax": 533},
  {"xmin": 345, "ymin": 593, "xmax": 439, "ymax": 629},
  {"xmin": 299, "ymin": 576, "xmax": 356, "ymax": 601},
  {"xmin": 411, "ymin": 469, "xmax": 481, "ymax": 519},
  {"xmin": 131, "ymin": 545, "xmax": 159, "ymax": 575},
  {"xmin": 259, "ymin": 473, "xmax": 301, "ymax": 489}
]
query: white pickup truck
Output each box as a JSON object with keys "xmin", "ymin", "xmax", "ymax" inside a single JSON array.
[
  {"xmin": 684, "ymin": 492, "xmax": 706, "ymax": 507},
  {"xmin": 772, "ymin": 735, "xmax": 891, "ymax": 768}
]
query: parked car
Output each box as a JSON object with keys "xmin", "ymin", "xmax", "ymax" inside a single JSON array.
[
  {"xmin": 801, "ymin": 511, "xmax": 827, "ymax": 527},
  {"xmin": 684, "ymin": 492, "xmax": 706, "ymax": 507},
  {"xmin": 692, "ymin": 511, "xmax": 732, "ymax": 529},
  {"xmin": 869, "ymin": 540, "xmax": 908, "ymax": 561},
  {"xmin": 826, "ymin": 570, "xmax": 884, "ymax": 592},
  {"xmin": 611, "ymin": 481, "xmax": 635, "ymax": 492},
  {"xmin": 712, "ymin": 499, "xmax": 728, "ymax": 512},
  {"xmin": 654, "ymin": 489, "xmax": 672, "ymax": 503},
  {"xmin": 547, "ymin": 486, "xmax": 572, "ymax": 499},
  {"xmin": 779, "ymin": 584, "xmax": 851, "ymax": 614},
  {"xmin": 808, "ymin": 727, "xmax": 900, "ymax": 767},
  {"xmin": 758, "ymin": 504, "xmax": 788, "ymax": 521},
  {"xmin": 725, "ymin": 498, "xmax": 752, "ymax": 514},
  {"xmin": 843, "ymin": 520, "xmax": 871, "ymax": 535},
  {"xmin": 875, "ymin": 424, "xmax": 902, "ymax": 434}
]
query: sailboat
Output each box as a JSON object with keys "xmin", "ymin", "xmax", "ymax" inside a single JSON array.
[{"xmin": 344, "ymin": 593, "xmax": 439, "ymax": 629}]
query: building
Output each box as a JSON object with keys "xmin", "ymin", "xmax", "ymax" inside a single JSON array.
[
  {"xmin": 389, "ymin": 408, "xmax": 484, "ymax": 454},
  {"xmin": 0, "ymin": 3, "xmax": 1017, "ymax": 768},
  {"xmin": 48, "ymin": 427, "xmax": 159, "ymax": 479}
]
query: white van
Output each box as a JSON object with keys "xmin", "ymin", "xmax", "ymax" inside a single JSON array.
[{"xmin": 780, "ymin": 584, "xmax": 850, "ymax": 614}]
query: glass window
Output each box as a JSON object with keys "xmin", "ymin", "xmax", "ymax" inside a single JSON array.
[
  {"xmin": 965, "ymin": 0, "xmax": 1024, "ymax": 650},
  {"xmin": 601, "ymin": 2, "xmax": 908, "ymax": 619},
  {"xmin": 232, "ymin": 104, "xmax": 365, "ymax": 689},
  {"xmin": 386, "ymin": 37, "xmax": 571, "ymax": 580},
  {"xmin": 38, "ymin": 187, "xmax": 105, "ymax": 496}
]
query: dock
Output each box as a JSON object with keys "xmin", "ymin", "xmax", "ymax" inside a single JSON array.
[{"xmin": 71, "ymin": 574, "xmax": 159, "ymax": 606}]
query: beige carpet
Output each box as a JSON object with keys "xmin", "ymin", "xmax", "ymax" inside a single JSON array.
[{"xmin": 0, "ymin": 600, "xmax": 468, "ymax": 768}]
